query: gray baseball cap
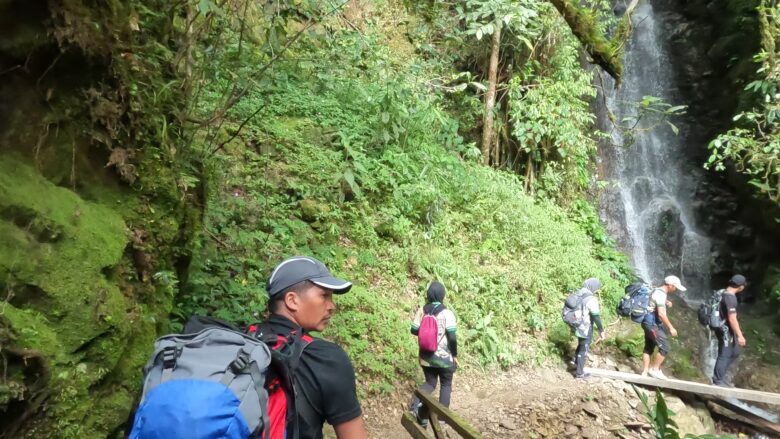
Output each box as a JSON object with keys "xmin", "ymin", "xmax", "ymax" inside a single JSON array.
[{"xmin": 267, "ymin": 256, "xmax": 352, "ymax": 297}]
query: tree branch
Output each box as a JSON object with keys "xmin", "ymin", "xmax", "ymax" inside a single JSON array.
[{"xmin": 548, "ymin": 0, "xmax": 632, "ymax": 85}]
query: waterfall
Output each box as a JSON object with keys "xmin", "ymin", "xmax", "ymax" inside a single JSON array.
[
  {"xmin": 600, "ymin": 1, "xmax": 712, "ymax": 303},
  {"xmin": 597, "ymin": 0, "xmax": 718, "ymax": 379}
]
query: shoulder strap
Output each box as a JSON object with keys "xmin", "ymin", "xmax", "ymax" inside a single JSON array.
[
  {"xmin": 249, "ymin": 322, "xmax": 315, "ymax": 439},
  {"xmin": 424, "ymin": 303, "xmax": 445, "ymax": 316}
]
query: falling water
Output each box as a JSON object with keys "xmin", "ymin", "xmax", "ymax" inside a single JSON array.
[
  {"xmin": 598, "ymin": 0, "xmax": 718, "ymax": 377},
  {"xmin": 600, "ymin": 1, "xmax": 712, "ymax": 301}
]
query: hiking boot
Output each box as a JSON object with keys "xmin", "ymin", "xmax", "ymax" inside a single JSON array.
[
  {"xmin": 411, "ymin": 403, "xmax": 429, "ymax": 426},
  {"xmin": 713, "ymin": 381, "xmax": 734, "ymax": 388},
  {"xmin": 640, "ymin": 371, "xmax": 649, "ymax": 377},
  {"xmin": 648, "ymin": 369, "xmax": 668, "ymax": 380},
  {"xmin": 575, "ymin": 373, "xmax": 591, "ymax": 380}
]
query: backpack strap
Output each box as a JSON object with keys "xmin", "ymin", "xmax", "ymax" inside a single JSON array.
[
  {"xmin": 424, "ymin": 303, "xmax": 445, "ymax": 316},
  {"xmin": 248, "ymin": 322, "xmax": 315, "ymax": 439},
  {"xmin": 217, "ymin": 345, "xmax": 270, "ymax": 438}
]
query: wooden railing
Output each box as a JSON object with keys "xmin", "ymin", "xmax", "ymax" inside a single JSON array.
[{"xmin": 400, "ymin": 389, "xmax": 484, "ymax": 439}]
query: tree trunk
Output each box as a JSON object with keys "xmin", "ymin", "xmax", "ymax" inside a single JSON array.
[{"xmin": 481, "ymin": 20, "xmax": 502, "ymax": 165}]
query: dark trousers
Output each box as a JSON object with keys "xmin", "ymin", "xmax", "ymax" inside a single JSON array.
[
  {"xmin": 409, "ymin": 365, "xmax": 456, "ymax": 409},
  {"xmin": 575, "ymin": 326, "xmax": 593, "ymax": 377},
  {"xmin": 713, "ymin": 327, "xmax": 742, "ymax": 385}
]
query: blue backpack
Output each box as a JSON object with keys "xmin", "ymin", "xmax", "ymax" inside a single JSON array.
[{"xmin": 616, "ymin": 282, "xmax": 652, "ymax": 323}]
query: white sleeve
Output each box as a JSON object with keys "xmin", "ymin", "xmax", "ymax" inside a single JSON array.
[
  {"xmin": 411, "ymin": 308, "xmax": 423, "ymax": 329},
  {"xmin": 443, "ymin": 309, "xmax": 457, "ymax": 332}
]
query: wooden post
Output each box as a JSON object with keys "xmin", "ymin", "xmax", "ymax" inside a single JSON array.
[
  {"xmin": 401, "ymin": 412, "xmax": 433, "ymax": 439},
  {"xmin": 414, "ymin": 390, "xmax": 485, "ymax": 439}
]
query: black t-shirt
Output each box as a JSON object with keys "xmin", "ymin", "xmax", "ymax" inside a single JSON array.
[
  {"xmin": 262, "ymin": 315, "xmax": 362, "ymax": 439},
  {"xmin": 719, "ymin": 292, "xmax": 738, "ymax": 331}
]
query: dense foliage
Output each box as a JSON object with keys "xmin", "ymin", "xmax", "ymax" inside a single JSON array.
[
  {"xmin": 1, "ymin": 0, "xmax": 638, "ymax": 436},
  {"xmin": 707, "ymin": 0, "xmax": 780, "ymax": 305},
  {"xmin": 708, "ymin": 0, "xmax": 779, "ymax": 208},
  {"xmin": 171, "ymin": 0, "xmax": 634, "ymax": 392}
]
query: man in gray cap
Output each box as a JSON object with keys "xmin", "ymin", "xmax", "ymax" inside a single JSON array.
[
  {"xmin": 712, "ymin": 274, "xmax": 747, "ymax": 387},
  {"xmin": 261, "ymin": 256, "xmax": 367, "ymax": 439},
  {"xmin": 641, "ymin": 275, "xmax": 685, "ymax": 380}
]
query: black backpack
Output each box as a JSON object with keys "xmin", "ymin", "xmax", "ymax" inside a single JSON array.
[
  {"xmin": 616, "ymin": 281, "xmax": 652, "ymax": 323},
  {"xmin": 697, "ymin": 290, "xmax": 726, "ymax": 329}
]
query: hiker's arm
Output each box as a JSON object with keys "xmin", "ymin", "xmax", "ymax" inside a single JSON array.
[
  {"xmin": 591, "ymin": 313, "xmax": 604, "ymax": 334},
  {"xmin": 333, "ymin": 416, "xmax": 368, "ymax": 439},
  {"xmin": 727, "ymin": 312, "xmax": 745, "ymax": 346},
  {"xmin": 657, "ymin": 307, "xmax": 676, "ymax": 335},
  {"xmin": 446, "ymin": 329, "xmax": 458, "ymax": 357},
  {"xmin": 411, "ymin": 308, "xmax": 422, "ymax": 335}
]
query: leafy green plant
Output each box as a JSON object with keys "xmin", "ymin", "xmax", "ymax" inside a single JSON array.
[{"xmin": 707, "ymin": 2, "xmax": 780, "ymax": 213}]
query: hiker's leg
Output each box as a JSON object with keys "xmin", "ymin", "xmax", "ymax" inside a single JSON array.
[
  {"xmin": 712, "ymin": 329, "xmax": 729, "ymax": 384},
  {"xmin": 724, "ymin": 331, "xmax": 742, "ymax": 381},
  {"xmin": 409, "ymin": 366, "xmax": 438, "ymax": 410},
  {"xmin": 642, "ymin": 353, "xmax": 651, "ymax": 374},
  {"xmin": 421, "ymin": 366, "xmax": 439, "ymax": 393},
  {"xmin": 653, "ymin": 352, "xmax": 666, "ymax": 369},
  {"xmin": 575, "ymin": 327, "xmax": 593, "ymax": 377},
  {"xmin": 438, "ymin": 366, "xmax": 456, "ymax": 408},
  {"xmin": 653, "ymin": 327, "xmax": 669, "ymax": 369},
  {"xmin": 642, "ymin": 326, "xmax": 654, "ymax": 373}
]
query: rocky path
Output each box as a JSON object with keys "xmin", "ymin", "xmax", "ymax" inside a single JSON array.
[{"xmin": 359, "ymin": 363, "xmax": 717, "ymax": 439}]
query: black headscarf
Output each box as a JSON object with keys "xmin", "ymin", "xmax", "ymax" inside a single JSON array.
[{"xmin": 424, "ymin": 281, "xmax": 446, "ymax": 314}]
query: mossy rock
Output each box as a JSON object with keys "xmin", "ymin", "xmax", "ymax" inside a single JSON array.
[
  {"xmin": 613, "ymin": 319, "xmax": 645, "ymax": 358},
  {"xmin": 0, "ymin": 156, "xmax": 162, "ymax": 438},
  {"xmin": 299, "ymin": 198, "xmax": 331, "ymax": 223}
]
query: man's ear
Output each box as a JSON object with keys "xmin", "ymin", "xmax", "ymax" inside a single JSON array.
[{"xmin": 283, "ymin": 291, "xmax": 300, "ymax": 312}]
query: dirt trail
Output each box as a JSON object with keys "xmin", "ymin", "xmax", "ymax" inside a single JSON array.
[{"xmin": 360, "ymin": 364, "xmax": 664, "ymax": 439}]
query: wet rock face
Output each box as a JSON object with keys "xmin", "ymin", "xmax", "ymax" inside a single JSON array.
[{"xmin": 628, "ymin": 0, "xmax": 780, "ymax": 295}]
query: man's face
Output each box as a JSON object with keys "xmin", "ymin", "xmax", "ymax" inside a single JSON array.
[
  {"xmin": 735, "ymin": 285, "xmax": 746, "ymax": 294},
  {"xmin": 289, "ymin": 284, "xmax": 336, "ymax": 332}
]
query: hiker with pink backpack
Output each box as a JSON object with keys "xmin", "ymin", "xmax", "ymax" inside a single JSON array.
[{"xmin": 408, "ymin": 281, "xmax": 458, "ymax": 425}]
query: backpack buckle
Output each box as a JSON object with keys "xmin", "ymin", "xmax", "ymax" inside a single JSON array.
[
  {"xmin": 230, "ymin": 347, "xmax": 251, "ymax": 373},
  {"xmin": 162, "ymin": 346, "xmax": 179, "ymax": 369}
]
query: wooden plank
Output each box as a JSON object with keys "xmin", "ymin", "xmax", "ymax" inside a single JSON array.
[
  {"xmin": 428, "ymin": 410, "xmax": 445, "ymax": 439},
  {"xmin": 415, "ymin": 390, "xmax": 485, "ymax": 439},
  {"xmin": 401, "ymin": 411, "xmax": 433, "ymax": 439},
  {"xmin": 584, "ymin": 368, "xmax": 780, "ymax": 406},
  {"xmin": 704, "ymin": 396, "xmax": 780, "ymax": 435}
]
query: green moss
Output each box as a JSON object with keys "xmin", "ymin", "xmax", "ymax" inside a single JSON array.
[
  {"xmin": 0, "ymin": 153, "xmax": 186, "ymax": 437},
  {"xmin": 667, "ymin": 348, "xmax": 706, "ymax": 381},
  {"xmin": 0, "ymin": 156, "xmax": 128, "ymax": 350},
  {"xmin": 613, "ymin": 321, "xmax": 645, "ymax": 358},
  {"xmin": 549, "ymin": 0, "xmax": 624, "ymax": 82}
]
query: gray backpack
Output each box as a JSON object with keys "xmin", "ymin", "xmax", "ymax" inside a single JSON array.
[
  {"xmin": 562, "ymin": 289, "xmax": 592, "ymax": 329},
  {"xmin": 129, "ymin": 324, "xmax": 272, "ymax": 438}
]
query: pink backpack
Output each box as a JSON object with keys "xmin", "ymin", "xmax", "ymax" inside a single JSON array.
[{"xmin": 418, "ymin": 306, "xmax": 442, "ymax": 352}]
